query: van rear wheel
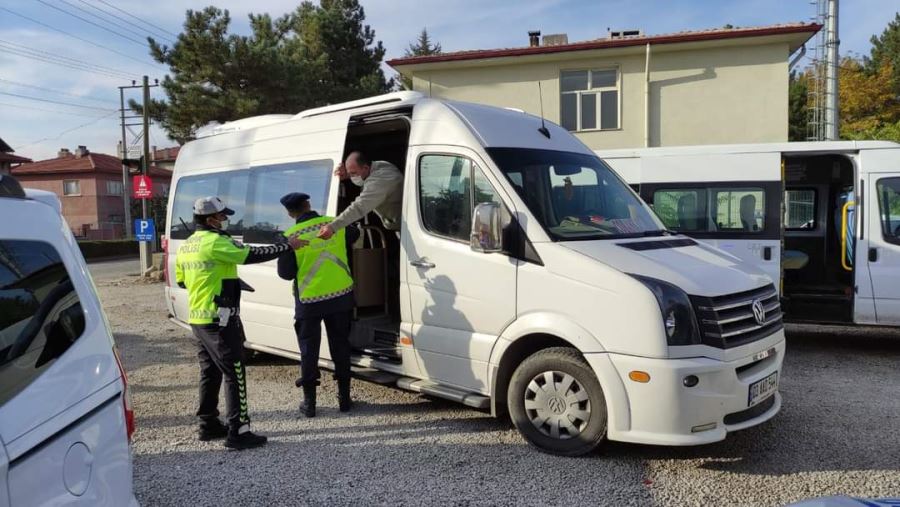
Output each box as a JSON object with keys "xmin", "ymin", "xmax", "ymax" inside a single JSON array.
[{"xmin": 507, "ymin": 347, "xmax": 607, "ymax": 456}]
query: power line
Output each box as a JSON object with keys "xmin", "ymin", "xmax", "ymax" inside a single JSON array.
[
  {"xmin": 0, "ymin": 101, "xmax": 110, "ymax": 118},
  {"xmin": 93, "ymin": 0, "xmax": 179, "ymax": 39},
  {"xmin": 0, "ymin": 91, "xmax": 117, "ymax": 112},
  {"xmin": 0, "ymin": 41, "xmax": 135, "ymax": 79},
  {"xmin": 0, "ymin": 47, "xmax": 133, "ymax": 80},
  {"xmin": 14, "ymin": 110, "xmax": 119, "ymax": 151},
  {"xmin": 0, "ymin": 6, "xmax": 163, "ymax": 70},
  {"xmin": 33, "ymin": 0, "xmax": 149, "ymax": 47},
  {"xmin": 0, "ymin": 78, "xmax": 120, "ymax": 105},
  {"xmin": 74, "ymin": 0, "xmax": 175, "ymax": 43}
]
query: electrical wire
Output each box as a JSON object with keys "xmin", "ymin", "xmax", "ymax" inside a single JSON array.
[
  {"xmin": 0, "ymin": 43, "xmax": 135, "ymax": 80},
  {"xmin": 93, "ymin": 0, "xmax": 179, "ymax": 39},
  {"xmin": 74, "ymin": 0, "xmax": 175, "ymax": 44},
  {"xmin": 33, "ymin": 0, "xmax": 149, "ymax": 47},
  {"xmin": 0, "ymin": 101, "xmax": 111, "ymax": 118},
  {"xmin": 14, "ymin": 110, "xmax": 119, "ymax": 150},
  {"xmin": 0, "ymin": 6, "xmax": 163, "ymax": 70},
  {"xmin": 0, "ymin": 78, "xmax": 118, "ymax": 105},
  {"xmin": 0, "ymin": 39, "xmax": 135, "ymax": 78},
  {"xmin": 0, "ymin": 91, "xmax": 118, "ymax": 112}
]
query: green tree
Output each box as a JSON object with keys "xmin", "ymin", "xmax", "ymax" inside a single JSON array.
[
  {"xmin": 400, "ymin": 27, "xmax": 442, "ymax": 90},
  {"xmin": 865, "ymin": 12, "xmax": 900, "ymax": 92},
  {"xmin": 788, "ymin": 70, "xmax": 809, "ymax": 141},
  {"xmin": 135, "ymin": 2, "xmax": 390, "ymax": 144},
  {"xmin": 840, "ymin": 57, "xmax": 900, "ymax": 141}
]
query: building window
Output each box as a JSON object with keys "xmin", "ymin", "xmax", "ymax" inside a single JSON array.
[
  {"xmin": 108, "ymin": 214, "xmax": 124, "ymax": 223},
  {"xmin": 63, "ymin": 180, "xmax": 80, "ymax": 196},
  {"xmin": 106, "ymin": 180, "xmax": 124, "ymax": 196},
  {"xmin": 560, "ymin": 69, "xmax": 619, "ymax": 132}
]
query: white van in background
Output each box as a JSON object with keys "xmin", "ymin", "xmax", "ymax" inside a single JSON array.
[
  {"xmin": 600, "ymin": 141, "xmax": 900, "ymax": 326},
  {"xmin": 164, "ymin": 92, "xmax": 785, "ymax": 455},
  {"xmin": 0, "ymin": 175, "xmax": 137, "ymax": 506}
]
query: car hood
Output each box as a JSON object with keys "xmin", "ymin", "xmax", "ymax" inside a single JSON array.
[{"xmin": 560, "ymin": 237, "xmax": 772, "ymax": 297}]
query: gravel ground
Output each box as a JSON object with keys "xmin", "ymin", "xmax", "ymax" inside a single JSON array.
[{"xmin": 94, "ymin": 273, "xmax": 900, "ymax": 507}]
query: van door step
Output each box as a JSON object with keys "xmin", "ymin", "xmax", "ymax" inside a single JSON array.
[
  {"xmin": 319, "ymin": 358, "xmax": 399, "ymax": 385},
  {"xmin": 395, "ymin": 378, "xmax": 490, "ymax": 409}
]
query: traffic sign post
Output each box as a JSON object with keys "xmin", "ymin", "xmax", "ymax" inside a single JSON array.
[
  {"xmin": 132, "ymin": 175, "xmax": 153, "ymax": 199},
  {"xmin": 134, "ymin": 219, "xmax": 156, "ymax": 242}
]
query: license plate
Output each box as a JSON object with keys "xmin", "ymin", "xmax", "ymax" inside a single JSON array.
[{"xmin": 748, "ymin": 371, "xmax": 778, "ymax": 407}]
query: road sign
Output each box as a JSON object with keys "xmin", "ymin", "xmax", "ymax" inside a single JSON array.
[
  {"xmin": 134, "ymin": 218, "xmax": 155, "ymax": 242},
  {"xmin": 133, "ymin": 175, "xmax": 153, "ymax": 199}
]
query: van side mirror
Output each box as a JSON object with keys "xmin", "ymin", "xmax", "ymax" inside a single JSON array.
[{"xmin": 471, "ymin": 202, "xmax": 503, "ymax": 253}]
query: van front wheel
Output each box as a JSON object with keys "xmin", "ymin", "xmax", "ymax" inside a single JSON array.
[{"xmin": 507, "ymin": 347, "xmax": 607, "ymax": 456}]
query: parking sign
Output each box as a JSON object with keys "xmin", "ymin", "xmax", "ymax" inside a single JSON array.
[{"xmin": 134, "ymin": 218, "xmax": 156, "ymax": 242}]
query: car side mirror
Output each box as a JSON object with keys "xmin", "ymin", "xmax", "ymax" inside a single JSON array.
[{"xmin": 471, "ymin": 202, "xmax": 503, "ymax": 253}]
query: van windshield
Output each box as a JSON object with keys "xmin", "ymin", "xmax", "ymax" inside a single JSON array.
[{"xmin": 487, "ymin": 148, "xmax": 665, "ymax": 240}]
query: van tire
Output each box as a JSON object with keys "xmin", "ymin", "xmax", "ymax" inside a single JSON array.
[{"xmin": 507, "ymin": 347, "xmax": 607, "ymax": 456}]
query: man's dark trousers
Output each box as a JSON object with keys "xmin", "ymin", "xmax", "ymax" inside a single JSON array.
[
  {"xmin": 295, "ymin": 310, "xmax": 353, "ymax": 386},
  {"xmin": 192, "ymin": 318, "xmax": 250, "ymax": 433}
]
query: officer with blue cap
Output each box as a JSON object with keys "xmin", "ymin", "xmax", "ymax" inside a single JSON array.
[{"xmin": 277, "ymin": 192, "xmax": 359, "ymax": 417}]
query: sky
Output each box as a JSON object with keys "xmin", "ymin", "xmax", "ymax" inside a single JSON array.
[{"xmin": 0, "ymin": 0, "xmax": 897, "ymax": 161}]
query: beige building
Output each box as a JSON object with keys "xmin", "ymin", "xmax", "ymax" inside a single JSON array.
[{"xmin": 388, "ymin": 24, "xmax": 818, "ymax": 149}]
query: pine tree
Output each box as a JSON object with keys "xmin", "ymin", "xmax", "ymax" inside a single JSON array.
[
  {"xmin": 865, "ymin": 12, "xmax": 900, "ymax": 92},
  {"xmin": 788, "ymin": 70, "xmax": 809, "ymax": 141},
  {"xmin": 134, "ymin": 2, "xmax": 391, "ymax": 144},
  {"xmin": 400, "ymin": 28, "xmax": 442, "ymax": 90}
]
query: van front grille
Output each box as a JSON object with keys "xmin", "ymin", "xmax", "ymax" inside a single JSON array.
[{"xmin": 690, "ymin": 284, "xmax": 783, "ymax": 349}]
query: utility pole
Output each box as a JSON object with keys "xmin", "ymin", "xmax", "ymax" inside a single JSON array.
[
  {"xmin": 139, "ymin": 75, "xmax": 152, "ymax": 273},
  {"xmin": 824, "ymin": 0, "xmax": 840, "ymax": 140},
  {"xmin": 119, "ymin": 87, "xmax": 132, "ymax": 238}
]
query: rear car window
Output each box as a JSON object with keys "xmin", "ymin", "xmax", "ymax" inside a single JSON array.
[{"xmin": 0, "ymin": 240, "xmax": 85, "ymax": 406}]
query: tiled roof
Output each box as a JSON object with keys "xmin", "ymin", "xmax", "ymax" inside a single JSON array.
[
  {"xmin": 388, "ymin": 23, "xmax": 820, "ymax": 67},
  {"xmin": 0, "ymin": 137, "xmax": 12, "ymax": 153},
  {"xmin": 12, "ymin": 152, "xmax": 172, "ymax": 178},
  {"xmin": 152, "ymin": 146, "xmax": 180, "ymax": 162},
  {"xmin": 0, "ymin": 152, "xmax": 31, "ymax": 164}
]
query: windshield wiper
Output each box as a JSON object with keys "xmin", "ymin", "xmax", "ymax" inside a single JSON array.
[{"xmin": 641, "ymin": 229, "xmax": 671, "ymax": 237}]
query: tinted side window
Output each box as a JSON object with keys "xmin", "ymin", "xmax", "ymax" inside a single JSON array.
[
  {"xmin": 244, "ymin": 160, "xmax": 332, "ymax": 244},
  {"xmin": 0, "ymin": 240, "xmax": 85, "ymax": 407},
  {"xmin": 712, "ymin": 188, "xmax": 765, "ymax": 232},
  {"xmin": 785, "ymin": 189, "xmax": 817, "ymax": 230},
  {"xmin": 168, "ymin": 171, "xmax": 249, "ymax": 240},
  {"xmin": 652, "ymin": 189, "xmax": 707, "ymax": 232},
  {"xmin": 419, "ymin": 155, "xmax": 473, "ymax": 241},
  {"xmin": 877, "ymin": 177, "xmax": 900, "ymax": 245}
]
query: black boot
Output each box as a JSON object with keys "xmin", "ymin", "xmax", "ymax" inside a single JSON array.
[
  {"xmin": 300, "ymin": 385, "xmax": 316, "ymax": 418},
  {"xmin": 337, "ymin": 377, "xmax": 352, "ymax": 413},
  {"xmin": 224, "ymin": 427, "xmax": 267, "ymax": 450},
  {"xmin": 198, "ymin": 418, "xmax": 228, "ymax": 441}
]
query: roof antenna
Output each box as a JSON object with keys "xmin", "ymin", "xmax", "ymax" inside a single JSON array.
[{"xmin": 537, "ymin": 81, "xmax": 550, "ymax": 139}]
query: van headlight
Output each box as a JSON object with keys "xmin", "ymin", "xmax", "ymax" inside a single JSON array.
[{"xmin": 629, "ymin": 274, "xmax": 701, "ymax": 346}]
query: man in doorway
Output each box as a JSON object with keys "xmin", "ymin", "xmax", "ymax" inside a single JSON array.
[
  {"xmin": 318, "ymin": 151, "xmax": 403, "ymax": 320},
  {"xmin": 278, "ymin": 192, "xmax": 359, "ymax": 417}
]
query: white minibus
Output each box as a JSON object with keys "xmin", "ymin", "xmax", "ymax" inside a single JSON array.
[
  {"xmin": 165, "ymin": 92, "xmax": 785, "ymax": 455},
  {"xmin": 599, "ymin": 141, "xmax": 900, "ymax": 326}
]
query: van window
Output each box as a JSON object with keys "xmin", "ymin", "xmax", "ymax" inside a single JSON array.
[
  {"xmin": 243, "ymin": 160, "xmax": 332, "ymax": 244},
  {"xmin": 0, "ymin": 240, "xmax": 85, "ymax": 406},
  {"xmin": 712, "ymin": 188, "xmax": 765, "ymax": 232},
  {"xmin": 168, "ymin": 171, "xmax": 249, "ymax": 240},
  {"xmin": 419, "ymin": 154, "xmax": 473, "ymax": 241},
  {"xmin": 652, "ymin": 189, "xmax": 707, "ymax": 232},
  {"xmin": 785, "ymin": 189, "xmax": 817, "ymax": 230},
  {"xmin": 876, "ymin": 178, "xmax": 900, "ymax": 245}
]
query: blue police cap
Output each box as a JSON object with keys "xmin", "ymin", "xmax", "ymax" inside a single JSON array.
[{"xmin": 280, "ymin": 192, "xmax": 310, "ymax": 209}]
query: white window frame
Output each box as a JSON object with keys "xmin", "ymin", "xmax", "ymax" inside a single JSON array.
[
  {"xmin": 559, "ymin": 67, "xmax": 621, "ymax": 132},
  {"xmin": 63, "ymin": 179, "xmax": 81, "ymax": 196}
]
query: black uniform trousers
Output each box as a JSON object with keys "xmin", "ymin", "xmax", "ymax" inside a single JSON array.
[
  {"xmin": 295, "ymin": 308, "xmax": 353, "ymax": 387},
  {"xmin": 192, "ymin": 317, "xmax": 250, "ymax": 433}
]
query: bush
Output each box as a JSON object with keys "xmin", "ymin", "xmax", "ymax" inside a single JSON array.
[{"xmin": 77, "ymin": 240, "xmax": 138, "ymax": 260}]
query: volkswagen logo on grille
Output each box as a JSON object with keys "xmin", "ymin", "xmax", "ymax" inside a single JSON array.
[{"xmin": 751, "ymin": 299, "xmax": 766, "ymax": 325}]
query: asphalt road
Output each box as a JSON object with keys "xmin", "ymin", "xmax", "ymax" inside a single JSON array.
[{"xmin": 92, "ymin": 268, "xmax": 900, "ymax": 506}]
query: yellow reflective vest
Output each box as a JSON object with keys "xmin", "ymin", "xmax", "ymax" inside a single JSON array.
[
  {"xmin": 175, "ymin": 229, "xmax": 250, "ymax": 324},
  {"xmin": 283, "ymin": 216, "xmax": 354, "ymax": 303}
]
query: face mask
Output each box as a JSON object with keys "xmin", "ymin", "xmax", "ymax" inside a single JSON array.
[
  {"xmin": 350, "ymin": 175, "xmax": 365, "ymax": 187},
  {"xmin": 219, "ymin": 218, "xmax": 230, "ymax": 230}
]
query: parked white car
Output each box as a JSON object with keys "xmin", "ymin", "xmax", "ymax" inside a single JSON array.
[
  {"xmin": 165, "ymin": 91, "xmax": 785, "ymax": 455},
  {"xmin": 0, "ymin": 174, "xmax": 137, "ymax": 505}
]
